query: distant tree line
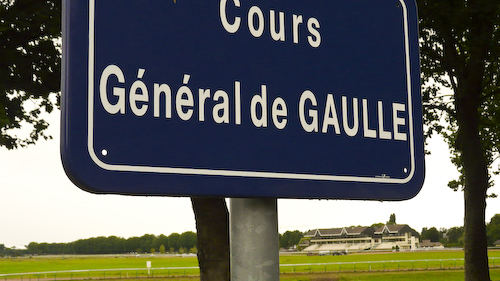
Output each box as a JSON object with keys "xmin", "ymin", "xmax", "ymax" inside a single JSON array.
[
  {"xmin": 25, "ymin": 232, "xmax": 197, "ymax": 255},
  {"xmin": 279, "ymin": 230, "xmax": 304, "ymax": 249},
  {"xmin": 0, "ymin": 244, "xmax": 27, "ymax": 257},
  {"xmin": 420, "ymin": 226, "xmax": 464, "ymax": 246},
  {"xmin": 0, "ymin": 230, "xmax": 306, "ymax": 257},
  {"xmin": 421, "ymin": 214, "xmax": 500, "ymax": 247},
  {"xmin": 23, "ymin": 231, "xmax": 307, "ymax": 255}
]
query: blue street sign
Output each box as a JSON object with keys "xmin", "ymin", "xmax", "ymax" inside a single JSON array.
[{"xmin": 61, "ymin": 0, "xmax": 425, "ymax": 199}]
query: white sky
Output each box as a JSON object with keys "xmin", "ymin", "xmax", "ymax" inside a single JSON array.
[{"xmin": 1, "ymin": 110, "xmax": 500, "ymax": 248}]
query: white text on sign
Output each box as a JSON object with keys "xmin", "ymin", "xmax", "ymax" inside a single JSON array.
[
  {"xmin": 99, "ymin": 65, "xmax": 407, "ymax": 141},
  {"xmin": 219, "ymin": 0, "xmax": 322, "ymax": 48}
]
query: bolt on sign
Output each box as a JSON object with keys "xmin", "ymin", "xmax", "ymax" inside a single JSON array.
[{"xmin": 61, "ymin": 0, "xmax": 425, "ymax": 199}]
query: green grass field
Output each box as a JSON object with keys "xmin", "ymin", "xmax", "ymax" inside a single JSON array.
[
  {"xmin": 2, "ymin": 250, "xmax": 500, "ymax": 280},
  {"xmin": 280, "ymin": 268, "xmax": 500, "ymax": 281},
  {"xmin": 25, "ymin": 269, "xmax": 499, "ymax": 281},
  {"xmin": 0, "ymin": 255, "xmax": 197, "ymax": 274},
  {"xmin": 282, "ymin": 249, "xmax": 487, "ymax": 263}
]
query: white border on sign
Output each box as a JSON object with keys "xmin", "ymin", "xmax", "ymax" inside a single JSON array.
[{"xmin": 87, "ymin": 0, "xmax": 417, "ymax": 184}]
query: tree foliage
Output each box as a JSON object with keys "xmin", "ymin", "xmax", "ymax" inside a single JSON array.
[
  {"xmin": 421, "ymin": 227, "xmax": 440, "ymax": 242},
  {"xmin": 446, "ymin": 226, "xmax": 465, "ymax": 246},
  {"xmin": 487, "ymin": 214, "xmax": 500, "ymax": 246},
  {"xmin": 279, "ymin": 230, "xmax": 304, "ymax": 249},
  {"xmin": 25, "ymin": 232, "xmax": 196, "ymax": 255},
  {"xmin": 419, "ymin": 226, "xmax": 464, "ymax": 246},
  {"xmin": 0, "ymin": 0, "xmax": 61, "ymax": 149},
  {"xmin": 370, "ymin": 222, "xmax": 385, "ymax": 228},
  {"xmin": 421, "ymin": 220, "xmax": 500, "ymax": 247},
  {"xmin": 387, "ymin": 213, "xmax": 396, "ymax": 225},
  {"xmin": 418, "ymin": 0, "xmax": 500, "ymax": 194}
]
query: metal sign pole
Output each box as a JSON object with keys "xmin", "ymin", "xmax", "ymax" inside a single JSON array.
[{"xmin": 230, "ymin": 198, "xmax": 279, "ymax": 281}]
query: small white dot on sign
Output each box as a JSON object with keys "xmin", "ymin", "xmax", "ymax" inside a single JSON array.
[
  {"xmin": 403, "ymin": 167, "xmax": 408, "ymax": 173},
  {"xmin": 101, "ymin": 149, "xmax": 108, "ymax": 156}
]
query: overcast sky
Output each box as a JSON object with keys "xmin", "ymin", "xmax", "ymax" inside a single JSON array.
[{"xmin": 1, "ymin": 109, "xmax": 500, "ymax": 248}]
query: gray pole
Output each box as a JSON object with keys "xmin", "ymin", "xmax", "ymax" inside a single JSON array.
[{"xmin": 230, "ymin": 198, "xmax": 279, "ymax": 281}]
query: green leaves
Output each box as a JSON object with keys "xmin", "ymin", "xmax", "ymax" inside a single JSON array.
[
  {"xmin": 417, "ymin": 0, "xmax": 500, "ymax": 195},
  {"xmin": 0, "ymin": 0, "xmax": 61, "ymax": 149}
]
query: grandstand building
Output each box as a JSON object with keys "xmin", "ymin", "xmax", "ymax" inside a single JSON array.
[{"xmin": 302, "ymin": 224, "xmax": 420, "ymax": 253}]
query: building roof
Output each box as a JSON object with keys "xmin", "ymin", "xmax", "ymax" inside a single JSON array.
[
  {"xmin": 305, "ymin": 226, "xmax": 374, "ymax": 238},
  {"xmin": 345, "ymin": 226, "xmax": 370, "ymax": 235},
  {"xmin": 420, "ymin": 239, "xmax": 444, "ymax": 247},
  {"xmin": 305, "ymin": 224, "xmax": 419, "ymax": 239},
  {"xmin": 374, "ymin": 224, "xmax": 420, "ymax": 237},
  {"xmin": 304, "ymin": 228, "xmax": 342, "ymax": 237},
  {"xmin": 375, "ymin": 224, "xmax": 404, "ymax": 233}
]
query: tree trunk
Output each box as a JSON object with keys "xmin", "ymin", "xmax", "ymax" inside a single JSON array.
[
  {"xmin": 456, "ymin": 79, "xmax": 491, "ymax": 281},
  {"xmin": 459, "ymin": 122, "xmax": 491, "ymax": 281},
  {"xmin": 191, "ymin": 197, "xmax": 230, "ymax": 281},
  {"xmin": 464, "ymin": 185, "xmax": 490, "ymax": 281}
]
